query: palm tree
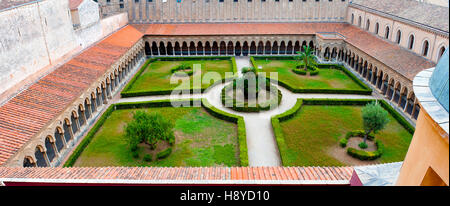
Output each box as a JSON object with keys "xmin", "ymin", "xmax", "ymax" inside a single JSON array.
[{"xmin": 295, "ymin": 45, "xmax": 318, "ymax": 71}]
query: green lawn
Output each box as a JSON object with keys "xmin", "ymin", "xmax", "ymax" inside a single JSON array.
[
  {"xmin": 253, "ymin": 59, "xmax": 364, "ymax": 90},
  {"xmin": 278, "ymin": 105, "xmax": 413, "ymax": 166},
  {"xmin": 73, "ymin": 107, "xmax": 240, "ymax": 167},
  {"xmin": 127, "ymin": 60, "xmax": 234, "ymax": 93}
]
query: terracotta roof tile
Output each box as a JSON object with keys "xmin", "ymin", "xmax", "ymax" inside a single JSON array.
[
  {"xmin": 132, "ymin": 23, "xmax": 434, "ymax": 80},
  {"xmin": 0, "ymin": 25, "xmax": 143, "ymax": 166},
  {"xmin": 0, "ymin": 166, "xmax": 354, "ymax": 185}
]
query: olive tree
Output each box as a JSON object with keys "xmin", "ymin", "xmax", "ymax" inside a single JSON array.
[
  {"xmin": 361, "ymin": 101, "xmax": 390, "ymax": 144},
  {"xmin": 125, "ymin": 111, "xmax": 175, "ymax": 151}
]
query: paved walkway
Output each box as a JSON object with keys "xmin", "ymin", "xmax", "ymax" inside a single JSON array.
[{"xmin": 115, "ymin": 56, "xmax": 375, "ymax": 167}]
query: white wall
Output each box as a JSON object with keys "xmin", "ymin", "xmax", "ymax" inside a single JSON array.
[{"xmin": 0, "ymin": 0, "xmax": 128, "ymax": 99}]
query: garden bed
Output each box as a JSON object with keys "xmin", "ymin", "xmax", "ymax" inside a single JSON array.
[
  {"xmin": 64, "ymin": 99, "xmax": 248, "ymax": 167},
  {"xmin": 251, "ymin": 56, "xmax": 372, "ymax": 95},
  {"xmin": 121, "ymin": 56, "xmax": 238, "ymax": 97},
  {"xmin": 271, "ymin": 99, "xmax": 414, "ymax": 166}
]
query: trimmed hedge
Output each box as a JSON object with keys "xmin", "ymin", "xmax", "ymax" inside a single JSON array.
[
  {"xmin": 156, "ymin": 148, "xmax": 172, "ymax": 159},
  {"xmin": 347, "ymin": 140, "xmax": 384, "ymax": 160},
  {"xmin": 64, "ymin": 98, "xmax": 249, "ymax": 167},
  {"xmin": 271, "ymin": 99, "xmax": 304, "ymax": 164},
  {"xmin": 121, "ymin": 56, "xmax": 238, "ymax": 98},
  {"xmin": 201, "ymin": 99, "xmax": 248, "ymax": 166},
  {"xmin": 250, "ymin": 57, "xmax": 372, "ymax": 95},
  {"xmin": 63, "ymin": 105, "xmax": 115, "ymax": 167},
  {"xmin": 221, "ymin": 83, "xmax": 283, "ymax": 113}
]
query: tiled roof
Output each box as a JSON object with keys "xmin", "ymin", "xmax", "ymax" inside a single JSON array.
[
  {"xmin": 350, "ymin": 0, "xmax": 449, "ymax": 33},
  {"xmin": 69, "ymin": 0, "xmax": 84, "ymax": 10},
  {"xmin": 132, "ymin": 23, "xmax": 435, "ymax": 80},
  {"xmin": 0, "ymin": 25, "xmax": 143, "ymax": 166},
  {"xmin": 0, "ymin": 0, "xmax": 36, "ymax": 11},
  {"xmin": 0, "ymin": 166, "xmax": 354, "ymax": 185}
]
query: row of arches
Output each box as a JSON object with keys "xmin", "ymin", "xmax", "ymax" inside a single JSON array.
[
  {"xmin": 23, "ymin": 49, "xmax": 146, "ymax": 167},
  {"xmin": 144, "ymin": 40, "xmax": 315, "ymax": 56},
  {"xmin": 351, "ymin": 13, "xmax": 447, "ymax": 61},
  {"xmin": 331, "ymin": 46, "xmax": 421, "ymax": 120}
]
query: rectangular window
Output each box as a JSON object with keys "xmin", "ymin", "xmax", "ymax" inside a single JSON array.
[
  {"xmin": 234, "ymin": 0, "xmax": 239, "ymax": 2},
  {"xmin": 148, "ymin": 0, "xmax": 153, "ymax": 2},
  {"xmin": 135, "ymin": 0, "xmax": 139, "ymax": 3},
  {"xmin": 219, "ymin": 0, "xmax": 224, "ymax": 2}
]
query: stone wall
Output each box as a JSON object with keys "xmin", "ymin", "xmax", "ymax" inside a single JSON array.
[
  {"xmin": 0, "ymin": 0, "xmax": 128, "ymax": 101},
  {"xmin": 98, "ymin": 0, "xmax": 349, "ymax": 23},
  {"xmin": 347, "ymin": 6, "xmax": 449, "ymax": 63}
]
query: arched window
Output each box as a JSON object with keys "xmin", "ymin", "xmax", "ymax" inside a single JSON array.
[
  {"xmin": 422, "ymin": 40, "xmax": 429, "ymax": 57},
  {"xmin": 375, "ymin": 23, "xmax": 379, "ymax": 34},
  {"xmin": 358, "ymin": 16, "xmax": 362, "ymax": 27},
  {"xmin": 385, "ymin": 26, "xmax": 390, "ymax": 39},
  {"xmin": 438, "ymin": 46, "xmax": 446, "ymax": 60},
  {"xmin": 396, "ymin": 30, "xmax": 402, "ymax": 44},
  {"xmin": 366, "ymin": 19, "xmax": 370, "ymax": 31},
  {"xmin": 351, "ymin": 14, "xmax": 354, "ymax": 24},
  {"xmin": 408, "ymin": 35, "xmax": 415, "ymax": 50}
]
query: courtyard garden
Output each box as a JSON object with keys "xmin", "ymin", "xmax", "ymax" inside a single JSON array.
[
  {"xmin": 251, "ymin": 56, "xmax": 372, "ymax": 95},
  {"xmin": 272, "ymin": 99, "xmax": 414, "ymax": 166},
  {"xmin": 122, "ymin": 57, "xmax": 237, "ymax": 97},
  {"xmin": 65, "ymin": 99, "xmax": 247, "ymax": 167}
]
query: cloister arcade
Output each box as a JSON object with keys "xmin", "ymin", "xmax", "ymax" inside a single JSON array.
[{"xmin": 22, "ymin": 46, "xmax": 146, "ymax": 168}]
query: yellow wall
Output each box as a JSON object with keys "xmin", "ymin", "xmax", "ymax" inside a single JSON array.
[{"xmin": 396, "ymin": 108, "xmax": 449, "ymax": 186}]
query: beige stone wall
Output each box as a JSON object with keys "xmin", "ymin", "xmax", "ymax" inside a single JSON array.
[
  {"xmin": 0, "ymin": 0, "xmax": 128, "ymax": 103},
  {"xmin": 347, "ymin": 6, "xmax": 449, "ymax": 63},
  {"xmin": 116, "ymin": 0, "xmax": 348, "ymax": 23}
]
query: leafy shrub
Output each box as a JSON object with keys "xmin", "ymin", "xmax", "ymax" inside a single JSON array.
[
  {"xmin": 130, "ymin": 144, "xmax": 138, "ymax": 152},
  {"xmin": 132, "ymin": 151, "xmax": 139, "ymax": 159},
  {"xmin": 125, "ymin": 111, "xmax": 175, "ymax": 150},
  {"xmin": 347, "ymin": 140, "xmax": 384, "ymax": 160},
  {"xmin": 345, "ymin": 130, "xmax": 375, "ymax": 141},
  {"xmin": 143, "ymin": 154, "xmax": 152, "ymax": 162},
  {"xmin": 156, "ymin": 148, "xmax": 172, "ymax": 159},
  {"xmin": 339, "ymin": 138, "xmax": 348, "ymax": 148},
  {"xmin": 358, "ymin": 142, "xmax": 368, "ymax": 149}
]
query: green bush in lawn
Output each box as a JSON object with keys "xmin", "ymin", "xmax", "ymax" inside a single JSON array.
[
  {"xmin": 358, "ymin": 142, "xmax": 368, "ymax": 149},
  {"xmin": 125, "ymin": 111, "xmax": 175, "ymax": 150},
  {"xmin": 339, "ymin": 138, "xmax": 348, "ymax": 148},
  {"xmin": 156, "ymin": 148, "xmax": 172, "ymax": 159},
  {"xmin": 144, "ymin": 154, "xmax": 152, "ymax": 162},
  {"xmin": 132, "ymin": 151, "xmax": 139, "ymax": 159}
]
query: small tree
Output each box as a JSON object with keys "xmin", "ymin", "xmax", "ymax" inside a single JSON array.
[
  {"xmin": 125, "ymin": 111, "xmax": 175, "ymax": 150},
  {"xmin": 295, "ymin": 45, "xmax": 318, "ymax": 71},
  {"xmin": 361, "ymin": 102, "xmax": 390, "ymax": 144}
]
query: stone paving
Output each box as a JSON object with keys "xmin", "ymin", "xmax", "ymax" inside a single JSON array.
[{"xmin": 116, "ymin": 56, "xmax": 376, "ymax": 166}]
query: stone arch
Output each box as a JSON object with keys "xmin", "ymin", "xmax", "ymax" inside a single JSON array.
[
  {"xmin": 174, "ymin": 42, "xmax": 181, "ymax": 55},
  {"xmin": 396, "ymin": 29, "xmax": 402, "ymax": 44},
  {"xmin": 393, "ymin": 82, "xmax": 402, "ymax": 103},
  {"xmin": 54, "ymin": 126, "xmax": 65, "ymax": 153},
  {"xmin": 166, "ymin": 42, "xmax": 174, "ymax": 55},
  {"xmin": 272, "ymin": 41, "xmax": 279, "ymax": 55},
  {"xmin": 421, "ymin": 39, "xmax": 430, "ymax": 57},
  {"xmin": 182, "ymin": 42, "xmax": 189, "ymax": 55},
  {"xmin": 23, "ymin": 156, "xmax": 36, "ymax": 167},
  {"xmin": 437, "ymin": 45, "xmax": 446, "ymax": 61},
  {"xmin": 212, "ymin": 41, "xmax": 219, "ymax": 55},
  {"xmin": 34, "ymin": 145, "xmax": 48, "ymax": 167},
  {"xmin": 264, "ymin": 41, "xmax": 271, "ymax": 55},
  {"xmin": 204, "ymin": 41, "xmax": 211, "ymax": 55},
  {"xmin": 44, "ymin": 135, "xmax": 57, "ymax": 163},
  {"xmin": 145, "ymin": 41, "xmax": 151, "ymax": 56},
  {"xmin": 151, "ymin": 41, "xmax": 158, "ymax": 55},
  {"xmin": 309, "ymin": 41, "xmax": 314, "ymax": 51},
  {"xmin": 189, "ymin": 41, "xmax": 196, "ymax": 55},
  {"xmin": 84, "ymin": 98, "xmax": 91, "ymax": 121},
  {"xmin": 400, "ymin": 87, "xmax": 409, "ymax": 109},
  {"xmin": 287, "ymin": 41, "xmax": 293, "ymax": 54},
  {"xmin": 375, "ymin": 22, "xmax": 379, "ymax": 34},
  {"xmin": 78, "ymin": 104, "xmax": 86, "ymax": 128},
  {"xmin": 279, "ymin": 41, "xmax": 286, "ymax": 55},
  {"xmin": 257, "ymin": 41, "xmax": 264, "ymax": 55},
  {"xmin": 293, "ymin": 41, "xmax": 301, "ymax": 54},
  {"xmin": 408, "ymin": 34, "xmax": 415, "ymax": 50},
  {"xmin": 384, "ymin": 26, "xmax": 390, "ymax": 39},
  {"xmin": 227, "ymin": 41, "xmax": 234, "ymax": 55},
  {"xmin": 242, "ymin": 41, "xmax": 249, "ymax": 56},
  {"xmin": 250, "ymin": 41, "xmax": 257, "ymax": 55},
  {"xmin": 365, "ymin": 19, "xmax": 370, "ymax": 30},
  {"xmin": 159, "ymin": 42, "xmax": 166, "ymax": 55},
  {"xmin": 234, "ymin": 41, "xmax": 241, "ymax": 56},
  {"xmin": 351, "ymin": 13, "xmax": 354, "ymax": 24},
  {"xmin": 358, "ymin": 16, "xmax": 362, "ymax": 27}
]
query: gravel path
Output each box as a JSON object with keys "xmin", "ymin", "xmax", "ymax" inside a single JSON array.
[{"xmin": 115, "ymin": 56, "xmax": 375, "ymax": 167}]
